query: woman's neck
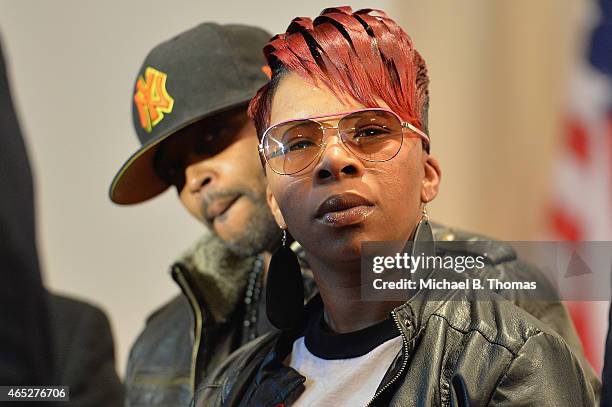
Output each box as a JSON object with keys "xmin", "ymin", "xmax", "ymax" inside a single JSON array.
[{"xmin": 307, "ymin": 254, "xmax": 405, "ymax": 333}]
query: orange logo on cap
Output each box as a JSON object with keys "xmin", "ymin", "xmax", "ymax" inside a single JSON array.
[
  {"xmin": 134, "ymin": 67, "xmax": 174, "ymax": 132},
  {"xmin": 261, "ymin": 65, "xmax": 272, "ymax": 79}
]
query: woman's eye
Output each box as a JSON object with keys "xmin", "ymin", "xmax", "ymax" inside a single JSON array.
[
  {"xmin": 353, "ymin": 126, "xmax": 389, "ymax": 139},
  {"xmin": 287, "ymin": 139, "xmax": 317, "ymax": 152}
]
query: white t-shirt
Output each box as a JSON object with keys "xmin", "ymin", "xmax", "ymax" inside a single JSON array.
[{"xmin": 287, "ymin": 314, "xmax": 403, "ymax": 407}]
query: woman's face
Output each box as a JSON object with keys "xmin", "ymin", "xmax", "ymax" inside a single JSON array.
[{"xmin": 266, "ymin": 73, "xmax": 441, "ymax": 263}]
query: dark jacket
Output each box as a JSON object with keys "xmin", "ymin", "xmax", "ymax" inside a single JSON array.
[
  {"xmin": 49, "ymin": 294, "xmax": 124, "ymax": 406},
  {"xmin": 0, "ymin": 35, "xmax": 53, "ymax": 386},
  {"xmin": 124, "ymin": 234, "xmax": 315, "ymax": 407},
  {"xmin": 194, "ymin": 231, "xmax": 598, "ymax": 406}
]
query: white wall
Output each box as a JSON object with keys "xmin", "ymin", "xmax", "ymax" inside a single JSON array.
[{"xmin": 0, "ymin": 0, "xmax": 394, "ymax": 377}]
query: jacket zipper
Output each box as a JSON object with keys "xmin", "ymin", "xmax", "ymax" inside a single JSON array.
[
  {"xmin": 364, "ymin": 310, "xmax": 410, "ymax": 407},
  {"xmin": 173, "ymin": 266, "xmax": 204, "ymax": 395}
]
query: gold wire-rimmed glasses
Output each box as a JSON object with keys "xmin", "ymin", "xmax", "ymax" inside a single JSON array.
[{"xmin": 259, "ymin": 108, "xmax": 430, "ymax": 175}]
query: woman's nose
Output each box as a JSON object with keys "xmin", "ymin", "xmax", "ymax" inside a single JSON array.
[{"xmin": 313, "ymin": 133, "xmax": 364, "ymax": 182}]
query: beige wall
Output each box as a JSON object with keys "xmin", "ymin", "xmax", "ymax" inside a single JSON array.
[
  {"xmin": 0, "ymin": 0, "xmax": 599, "ymax": 375},
  {"xmin": 390, "ymin": 0, "xmax": 588, "ymax": 240}
]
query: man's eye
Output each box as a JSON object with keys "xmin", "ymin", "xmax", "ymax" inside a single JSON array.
[
  {"xmin": 156, "ymin": 159, "xmax": 183, "ymax": 186},
  {"xmin": 194, "ymin": 134, "xmax": 214, "ymax": 154},
  {"xmin": 165, "ymin": 164, "xmax": 180, "ymax": 182}
]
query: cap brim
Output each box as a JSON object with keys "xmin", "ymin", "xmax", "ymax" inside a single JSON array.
[
  {"xmin": 109, "ymin": 99, "xmax": 253, "ymax": 205},
  {"xmin": 109, "ymin": 136, "xmax": 171, "ymax": 205}
]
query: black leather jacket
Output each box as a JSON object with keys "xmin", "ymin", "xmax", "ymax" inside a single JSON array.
[
  {"xmin": 124, "ymin": 266, "xmax": 244, "ymax": 406},
  {"xmin": 124, "ymin": 234, "xmax": 315, "ymax": 407},
  {"xmin": 194, "ymin": 234, "xmax": 598, "ymax": 406}
]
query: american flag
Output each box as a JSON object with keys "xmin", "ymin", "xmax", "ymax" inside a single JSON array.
[{"xmin": 549, "ymin": 0, "xmax": 612, "ymax": 374}]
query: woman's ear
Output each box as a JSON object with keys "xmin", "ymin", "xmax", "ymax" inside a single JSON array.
[
  {"xmin": 422, "ymin": 154, "xmax": 441, "ymax": 203},
  {"xmin": 266, "ymin": 185, "xmax": 287, "ymax": 229}
]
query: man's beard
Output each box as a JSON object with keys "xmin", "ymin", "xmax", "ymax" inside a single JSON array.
[{"xmin": 203, "ymin": 187, "xmax": 280, "ymax": 258}]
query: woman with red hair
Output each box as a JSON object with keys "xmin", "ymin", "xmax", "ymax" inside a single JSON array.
[{"xmin": 195, "ymin": 7, "xmax": 595, "ymax": 406}]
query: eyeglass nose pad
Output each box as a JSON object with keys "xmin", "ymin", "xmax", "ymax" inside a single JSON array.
[
  {"xmin": 318, "ymin": 135, "xmax": 340, "ymax": 155},
  {"xmin": 322, "ymin": 130, "xmax": 352, "ymax": 156},
  {"xmin": 314, "ymin": 140, "xmax": 328, "ymax": 162}
]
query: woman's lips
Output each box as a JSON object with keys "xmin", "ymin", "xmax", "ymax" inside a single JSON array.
[{"xmin": 315, "ymin": 193, "xmax": 375, "ymax": 227}]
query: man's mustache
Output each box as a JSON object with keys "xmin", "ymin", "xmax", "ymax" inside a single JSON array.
[{"xmin": 200, "ymin": 188, "xmax": 259, "ymax": 225}]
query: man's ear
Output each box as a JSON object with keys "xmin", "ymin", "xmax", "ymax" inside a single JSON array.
[
  {"xmin": 266, "ymin": 185, "xmax": 287, "ymax": 229},
  {"xmin": 422, "ymin": 154, "xmax": 441, "ymax": 203}
]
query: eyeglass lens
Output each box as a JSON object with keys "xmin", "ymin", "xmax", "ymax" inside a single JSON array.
[{"xmin": 263, "ymin": 109, "xmax": 404, "ymax": 174}]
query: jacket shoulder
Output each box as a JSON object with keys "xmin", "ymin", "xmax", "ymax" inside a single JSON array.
[
  {"xmin": 432, "ymin": 222, "xmax": 516, "ymax": 264},
  {"xmin": 488, "ymin": 328, "xmax": 596, "ymax": 405},
  {"xmin": 47, "ymin": 293, "xmax": 124, "ymax": 406},
  {"xmin": 48, "ymin": 293, "xmax": 117, "ymax": 364},
  {"xmin": 126, "ymin": 294, "xmax": 192, "ymax": 375},
  {"xmin": 428, "ymin": 290, "xmax": 555, "ymax": 355},
  {"xmin": 49, "ymin": 293, "xmax": 110, "ymax": 325},
  {"xmin": 432, "ymin": 223, "xmax": 558, "ymax": 299},
  {"xmin": 144, "ymin": 294, "xmax": 190, "ymax": 324},
  {"xmin": 129, "ymin": 293, "xmax": 191, "ymax": 351}
]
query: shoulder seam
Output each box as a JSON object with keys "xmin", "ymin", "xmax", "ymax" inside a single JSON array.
[{"xmin": 428, "ymin": 312, "xmax": 543, "ymax": 357}]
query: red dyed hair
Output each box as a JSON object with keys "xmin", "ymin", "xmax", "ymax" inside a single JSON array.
[{"xmin": 248, "ymin": 6, "xmax": 430, "ymax": 151}]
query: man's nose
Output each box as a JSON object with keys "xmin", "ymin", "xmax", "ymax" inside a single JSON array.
[
  {"xmin": 313, "ymin": 132, "xmax": 364, "ymax": 183},
  {"xmin": 184, "ymin": 158, "xmax": 216, "ymax": 194}
]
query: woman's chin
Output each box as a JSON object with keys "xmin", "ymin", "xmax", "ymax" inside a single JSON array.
[{"xmin": 306, "ymin": 235, "xmax": 367, "ymax": 264}]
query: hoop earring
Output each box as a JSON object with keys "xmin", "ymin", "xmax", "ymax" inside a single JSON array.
[{"xmin": 266, "ymin": 229, "xmax": 305, "ymax": 330}]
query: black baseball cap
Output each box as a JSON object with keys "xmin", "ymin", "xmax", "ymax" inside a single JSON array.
[{"xmin": 109, "ymin": 23, "xmax": 271, "ymax": 205}]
